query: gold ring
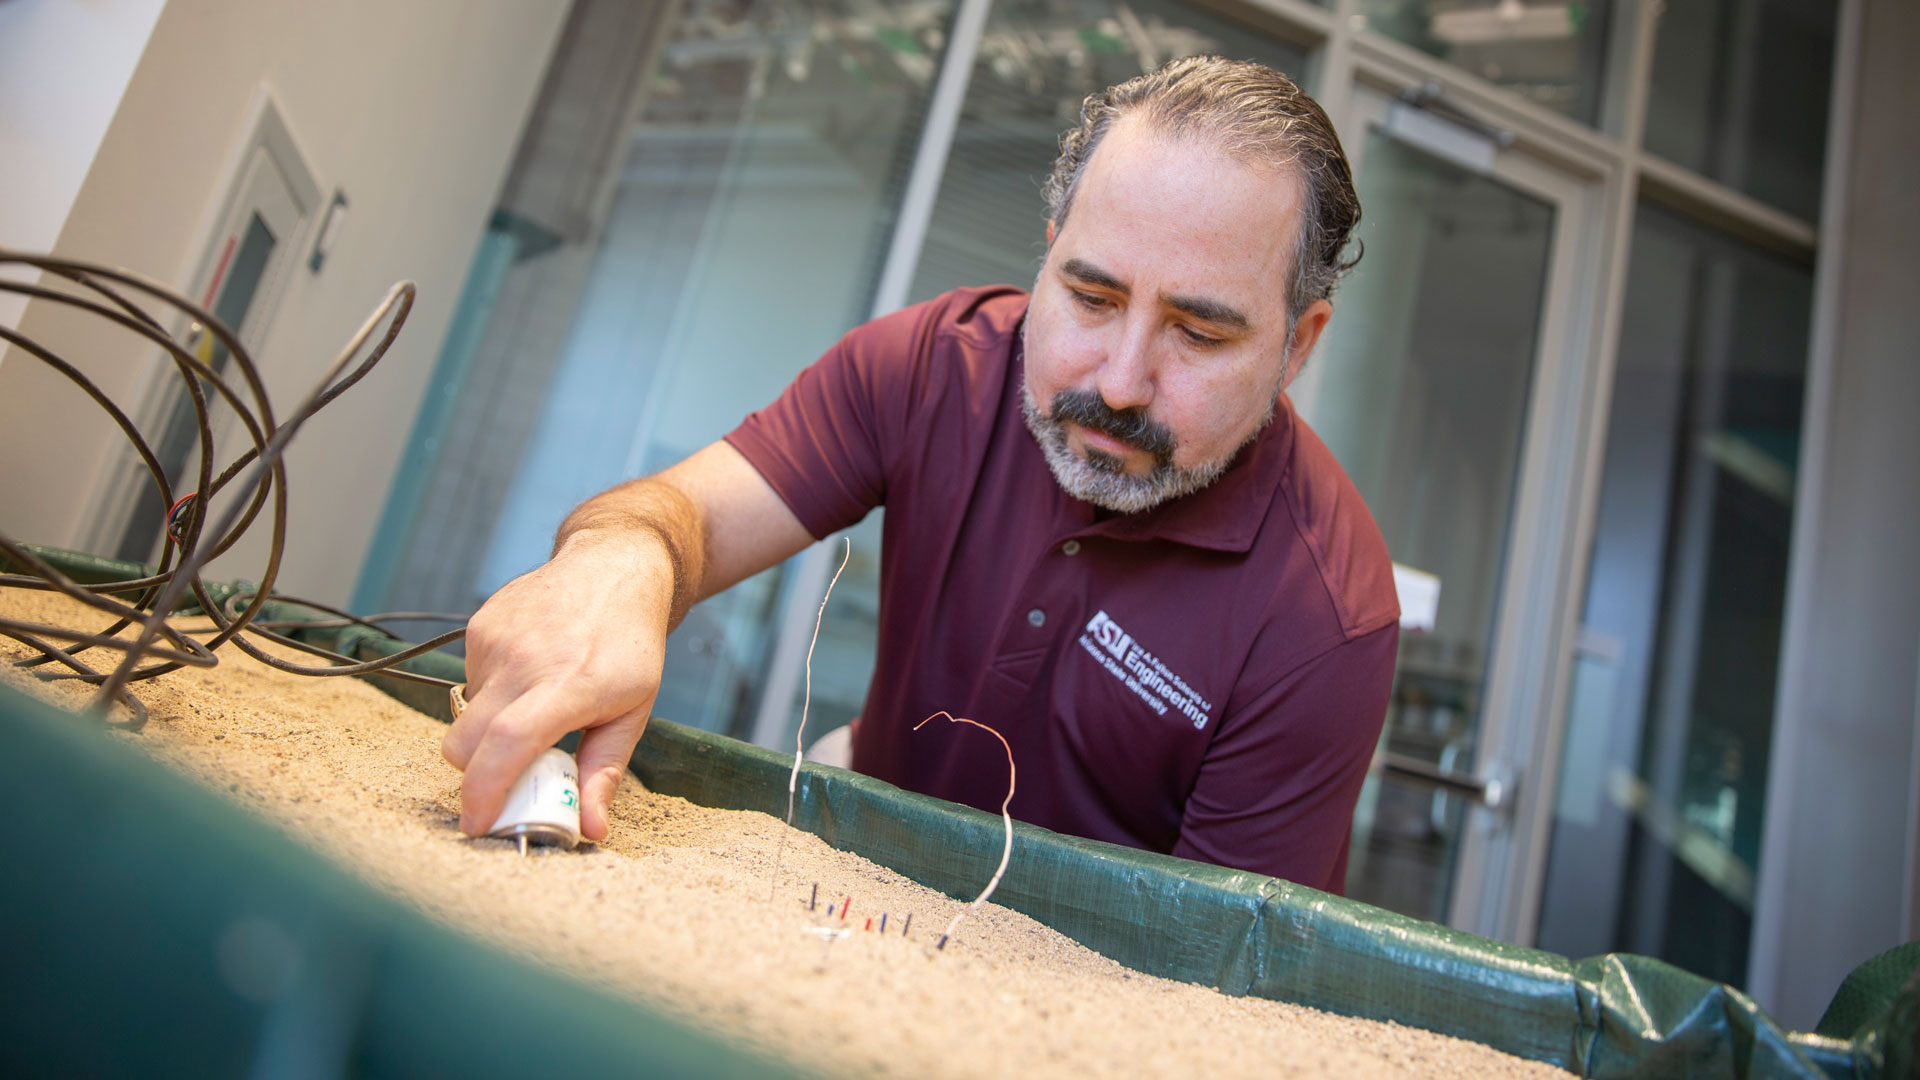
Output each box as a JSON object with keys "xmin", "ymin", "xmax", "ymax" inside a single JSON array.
[{"xmin": 449, "ymin": 682, "xmax": 468, "ymax": 718}]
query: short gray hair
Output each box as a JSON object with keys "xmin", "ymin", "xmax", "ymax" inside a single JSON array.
[{"xmin": 1041, "ymin": 56, "xmax": 1363, "ymax": 319}]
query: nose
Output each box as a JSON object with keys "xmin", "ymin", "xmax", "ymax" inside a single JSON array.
[{"xmin": 1094, "ymin": 316, "xmax": 1155, "ymax": 412}]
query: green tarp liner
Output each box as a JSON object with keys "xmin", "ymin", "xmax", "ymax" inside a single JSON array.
[
  {"xmin": 324, "ymin": 619, "xmax": 1914, "ymax": 1080},
  {"xmin": 0, "ymin": 681, "xmax": 791, "ymax": 1079},
  {"xmin": 3, "ymin": 545, "xmax": 1916, "ymax": 1078},
  {"xmin": 1823, "ymin": 944, "xmax": 1920, "ymax": 1041}
]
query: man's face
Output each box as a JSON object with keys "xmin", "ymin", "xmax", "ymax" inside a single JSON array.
[{"xmin": 1023, "ymin": 117, "xmax": 1332, "ymax": 513}]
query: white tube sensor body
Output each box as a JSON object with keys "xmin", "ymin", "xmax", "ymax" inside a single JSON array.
[{"xmin": 487, "ymin": 747, "xmax": 582, "ymax": 850}]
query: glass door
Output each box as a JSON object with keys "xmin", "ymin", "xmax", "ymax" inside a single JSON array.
[
  {"xmin": 1533, "ymin": 202, "xmax": 1817, "ymax": 986},
  {"xmin": 1293, "ymin": 78, "xmax": 1603, "ymax": 937},
  {"xmin": 363, "ymin": 0, "xmax": 957, "ymax": 740}
]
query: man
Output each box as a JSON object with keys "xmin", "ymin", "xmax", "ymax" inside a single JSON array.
[{"xmin": 443, "ymin": 56, "xmax": 1398, "ymax": 894}]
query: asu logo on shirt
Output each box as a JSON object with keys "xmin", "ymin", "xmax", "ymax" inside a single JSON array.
[
  {"xmin": 1087, "ymin": 608, "xmax": 1133, "ymax": 657},
  {"xmin": 1079, "ymin": 611, "xmax": 1214, "ymax": 730}
]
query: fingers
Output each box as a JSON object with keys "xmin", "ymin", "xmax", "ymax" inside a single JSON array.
[
  {"xmin": 455, "ymin": 681, "xmax": 579, "ymax": 837},
  {"xmin": 441, "ymin": 682, "xmax": 495, "ymax": 771},
  {"xmin": 575, "ymin": 711, "xmax": 651, "ymax": 841},
  {"xmin": 443, "ymin": 604, "xmax": 511, "ymax": 771},
  {"xmin": 438, "ymin": 551, "xmax": 670, "ymax": 842}
]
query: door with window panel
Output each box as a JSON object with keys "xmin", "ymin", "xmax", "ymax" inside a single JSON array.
[
  {"xmin": 1292, "ymin": 79, "xmax": 1603, "ymax": 932},
  {"xmin": 1534, "ymin": 202, "xmax": 1817, "ymax": 988},
  {"xmin": 91, "ymin": 146, "xmax": 311, "ymax": 565}
]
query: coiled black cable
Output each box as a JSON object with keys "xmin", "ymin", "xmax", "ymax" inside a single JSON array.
[{"xmin": 0, "ymin": 249, "xmax": 466, "ymax": 730}]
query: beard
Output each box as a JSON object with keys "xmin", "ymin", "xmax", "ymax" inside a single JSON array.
[
  {"xmin": 1018, "ymin": 384, "xmax": 1240, "ymax": 514},
  {"xmin": 1018, "ymin": 305, "xmax": 1283, "ymax": 514}
]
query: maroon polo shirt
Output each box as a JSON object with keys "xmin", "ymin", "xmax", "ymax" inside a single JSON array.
[{"xmin": 725, "ymin": 287, "xmax": 1398, "ymax": 893}]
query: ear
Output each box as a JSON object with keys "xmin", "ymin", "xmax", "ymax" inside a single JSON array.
[
  {"xmin": 1046, "ymin": 219, "xmax": 1057, "ymax": 246},
  {"xmin": 1280, "ymin": 299, "xmax": 1333, "ymax": 388}
]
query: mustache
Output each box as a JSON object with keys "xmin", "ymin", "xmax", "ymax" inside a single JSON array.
[{"xmin": 1047, "ymin": 389, "xmax": 1176, "ymax": 464}]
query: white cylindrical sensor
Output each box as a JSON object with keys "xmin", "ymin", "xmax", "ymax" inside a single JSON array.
[{"xmin": 487, "ymin": 747, "xmax": 582, "ymax": 850}]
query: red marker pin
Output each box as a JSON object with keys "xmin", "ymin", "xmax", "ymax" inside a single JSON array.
[{"xmin": 840, "ymin": 897, "xmax": 852, "ymax": 920}]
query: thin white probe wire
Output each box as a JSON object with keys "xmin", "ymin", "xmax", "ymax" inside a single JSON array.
[{"xmin": 767, "ymin": 536, "xmax": 852, "ymax": 901}]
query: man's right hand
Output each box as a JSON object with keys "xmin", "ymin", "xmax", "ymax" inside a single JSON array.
[
  {"xmin": 436, "ymin": 440, "xmax": 816, "ymax": 846},
  {"xmin": 441, "ymin": 529, "xmax": 676, "ymax": 844}
]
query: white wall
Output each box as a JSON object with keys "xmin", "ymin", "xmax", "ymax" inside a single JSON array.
[
  {"xmin": 0, "ymin": 0, "xmax": 166, "ymax": 331},
  {"xmin": 1752, "ymin": 0, "xmax": 1920, "ymax": 1031},
  {"xmin": 0, "ymin": 0, "xmax": 569, "ymax": 604}
]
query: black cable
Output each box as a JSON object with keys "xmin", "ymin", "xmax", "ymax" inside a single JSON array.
[
  {"xmin": 249, "ymin": 611, "xmax": 471, "ymax": 631},
  {"xmin": 0, "ymin": 248, "xmax": 470, "ymax": 727}
]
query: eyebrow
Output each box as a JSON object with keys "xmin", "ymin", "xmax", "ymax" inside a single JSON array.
[{"xmin": 1060, "ymin": 257, "xmax": 1251, "ymax": 332}]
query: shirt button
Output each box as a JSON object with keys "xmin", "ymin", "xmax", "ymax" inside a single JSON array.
[
  {"xmin": 1027, "ymin": 608, "xmax": 1046, "ymax": 628},
  {"xmin": 1061, "ymin": 540, "xmax": 1081, "ymax": 556}
]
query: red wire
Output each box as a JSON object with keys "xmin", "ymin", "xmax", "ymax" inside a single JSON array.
[{"xmin": 164, "ymin": 492, "xmax": 199, "ymax": 547}]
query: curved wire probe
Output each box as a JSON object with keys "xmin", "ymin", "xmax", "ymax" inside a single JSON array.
[
  {"xmin": 913, "ymin": 711, "xmax": 1017, "ymax": 949},
  {"xmin": 0, "ymin": 248, "xmax": 467, "ymax": 729}
]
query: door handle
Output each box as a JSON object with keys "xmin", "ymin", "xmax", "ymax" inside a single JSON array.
[{"xmin": 1376, "ymin": 751, "xmax": 1511, "ymax": 811}]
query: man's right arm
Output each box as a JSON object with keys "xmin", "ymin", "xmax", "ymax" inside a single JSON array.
[{"xmin": 440, "ymin": 440, "xmax": 814, "ymax": 844}]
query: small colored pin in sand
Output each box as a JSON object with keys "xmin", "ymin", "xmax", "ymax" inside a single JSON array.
[
  {"xmin": 827, "ymin": 903, "xmax": 835, "ymax": 916},
  {"xmin": 937, "ymin": 934, "xmax": 950, "ymax": 950},
  {"xmin": 880, "ymin": 913, "xmax": 888, "ymax": 933},
  {"xmin": 809, "ymin": 883, "xmax": 818, "ymax": 911},
  {"xmin": 903, "ymin": 913, "xmax": 912, "ymax": 936},
  {"xmin": 840, "ymin": 897, "xmax": 851, "ymax": 920}
]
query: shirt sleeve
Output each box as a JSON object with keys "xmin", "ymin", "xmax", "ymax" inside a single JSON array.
[
  {"xmin": 722, "ymin": 296, "xmax": 955, "ymax": 540},
  {"xmin": 1170, "ymin": 621, "xmax": 1398, "ymax": 893}
]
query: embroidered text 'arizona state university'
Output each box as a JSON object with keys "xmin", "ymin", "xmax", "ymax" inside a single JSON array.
[{"xmin": 1078, "ymin": 610, "xmax": 1214, "ymax": 729}]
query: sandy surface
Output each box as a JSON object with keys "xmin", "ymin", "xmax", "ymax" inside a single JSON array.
[{"xmin": 1, "ymin": 587, "xmax": 1567, "ymax": 1079}]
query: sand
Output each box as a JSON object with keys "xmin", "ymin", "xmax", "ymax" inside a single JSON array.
[{"xmin": 0, "ymin": 587, "xmax": 1568, "ymax": 1079}]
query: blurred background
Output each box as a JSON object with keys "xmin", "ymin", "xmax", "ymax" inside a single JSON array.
[{"xmin": 1, "ymin": 0, "xmax": 1912, "ymax": 1031}]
